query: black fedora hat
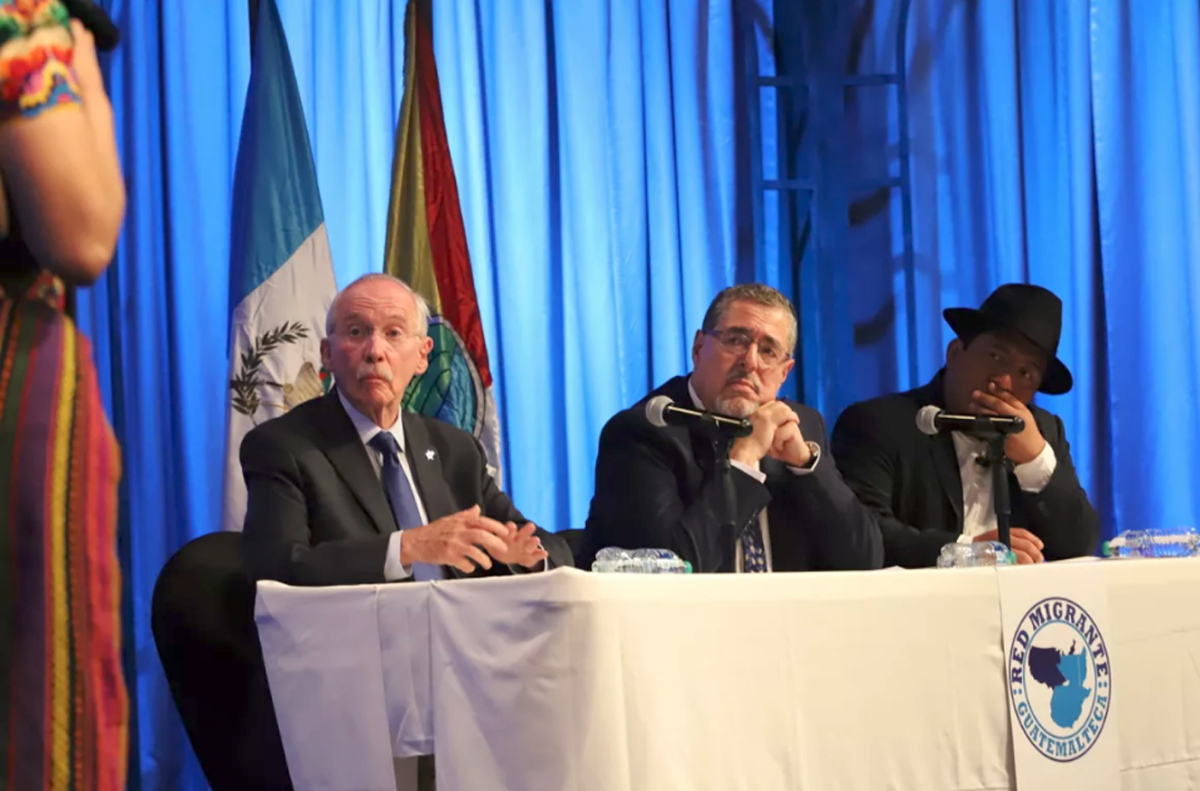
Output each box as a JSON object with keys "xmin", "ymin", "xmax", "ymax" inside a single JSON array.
[{"xmin": 943, "ymin": 283, "xmax": 1073, "ymax": 395}]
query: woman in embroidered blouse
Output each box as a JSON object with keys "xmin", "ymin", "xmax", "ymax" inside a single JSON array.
[{"xmin": 0, "ymin": 2, "xmax": 127, "ymax": 789}]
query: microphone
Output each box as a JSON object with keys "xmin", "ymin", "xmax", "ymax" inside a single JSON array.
[
  {"xmin": 645, "ymin": 395, "xmax": 753, "ymax": 438},
  {"xmin": 916, "ymin": 405, "xmax": 1025, "ymax": 437},
  {"xmin": 62, "ymin": 0, "xmax": 121, "ymax": 52}
]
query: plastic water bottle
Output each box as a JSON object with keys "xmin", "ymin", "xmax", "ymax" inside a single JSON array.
[
  {"xmin": 1103, "ymin": 527, "xmax": 1200, "ymax": 558},
  {"xmin": 591, "ymin": 547, "xmax": 691, "ymax": 573},
  {"xmin": 590, "ymin": 546, "xmax": 631, "ymax": 573},
  {"xmin": 936, "ymin": 540, "xmax": 1017, "ymax": 568}
]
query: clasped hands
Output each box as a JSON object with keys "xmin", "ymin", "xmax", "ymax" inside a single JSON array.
[
  {"xmin": 729, "ymin": 400, "xmax": 813, "ymax": 469},
  {"xmin": 399, "ymin": 505, "xmax": 548, "ymax": 572}
]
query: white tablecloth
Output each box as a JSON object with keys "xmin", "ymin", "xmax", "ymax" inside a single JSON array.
[{"xmin": 255, "ymin": 560, "xmax": 1200, "ymax": 791}]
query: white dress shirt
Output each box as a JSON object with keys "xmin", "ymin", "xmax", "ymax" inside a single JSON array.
[
  {"xmin": 337, "ymin": 391, "xmax": 434, "ymax": 581},
  {"xmin": 686, "ymin": 378, "xmax": 820, "ymax": 573},
  {"xmin": 952, "ymin": 432, "xmax": 1057, "ymax": 542}
]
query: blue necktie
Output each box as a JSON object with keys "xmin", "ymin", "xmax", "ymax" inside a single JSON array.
[
  {"xmin": 742, "ymin": 517, "xmax": 768, "ymax": 573},
  {"xmin": 368, "ymin": 432, "xmax": 424, "ymax": 531},
  {"xmin": 370, "ymin": 432, "xmax": 441, "ymax": 581}
]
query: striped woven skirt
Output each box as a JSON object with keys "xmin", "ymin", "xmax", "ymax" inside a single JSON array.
[{"xmin": 0, "ymin": 272, "xmax": 126, "ymax": 791}]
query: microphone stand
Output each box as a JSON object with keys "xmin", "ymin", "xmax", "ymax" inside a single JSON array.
[
  {"xmin": 703, "ymin": 417, "xmax": 742, "ymax": 573},
  {"xmin": 986, "ymin": 434, "xmax": 1013, "ymax": 554},
  {"xmin": 957, "ymin": 415, "xmax": 1023, "ymax": 560}
]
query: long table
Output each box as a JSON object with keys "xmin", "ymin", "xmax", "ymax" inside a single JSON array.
[{"xmin": 255, "ymin": 559, "xmax": 1200, "ymax": 791}]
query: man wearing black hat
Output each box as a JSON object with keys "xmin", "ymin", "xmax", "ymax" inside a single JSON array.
[{"xmin": 831, "ymin": 284, "xmax": 1099, "ymax": 567}]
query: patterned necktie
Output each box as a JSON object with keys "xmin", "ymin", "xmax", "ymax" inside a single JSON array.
[
  {"xmin": 742, "ymin": 516, "xmax": 768, "ymax": 573},
  {"xmin": 368, "ymin": 432, "xmax": 424, "ymax": 530}
]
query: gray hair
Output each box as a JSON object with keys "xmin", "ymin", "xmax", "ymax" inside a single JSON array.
[
  {"xmin": 325, "ymin": 273, "xmax": 432, "ymax": 337},
  {"xmin": 701, "ymin": 283, "xmax": 798, "ymax": 351}
]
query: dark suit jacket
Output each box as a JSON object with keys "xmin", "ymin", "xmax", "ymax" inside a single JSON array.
[
  {"xmin": 831, "ymin": 372, "xmax": 1100, "ymax": 567},
  {"xmin": 241, "ymin": 389, "xmax": 570, "ymax": 585},
  {"xmin": 579, "ymin": 375, "xmax": 883, "ymax": 573}
]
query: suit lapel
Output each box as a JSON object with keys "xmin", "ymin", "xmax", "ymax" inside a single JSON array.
[
  {"xmin": 929, "ymin": 431, "xmax": 964, "ymax": 523},
  {"xmin": 316, "ymin": 390, "xmax": 397, "ymax": 535},
  {"xmin": 914, "ymin": 376, "xmax": 964, "ymax": 524},
  {"xmin": 402, "ymin": 412, "xmax": 456, "ymax": 522}
]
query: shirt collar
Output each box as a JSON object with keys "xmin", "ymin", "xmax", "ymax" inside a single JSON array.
[{"xmin": 337, "ymin": 388, "xmax": 406, "ymax": 454}]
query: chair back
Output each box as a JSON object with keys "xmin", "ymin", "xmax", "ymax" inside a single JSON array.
[{"xmin": 151, "ymin": 531, "xmax": 292, "ymax": 790}]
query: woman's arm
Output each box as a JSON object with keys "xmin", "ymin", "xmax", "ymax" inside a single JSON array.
[{"xmin": 0, "ymin": 6, "xmax": 124, "ymax": 285}]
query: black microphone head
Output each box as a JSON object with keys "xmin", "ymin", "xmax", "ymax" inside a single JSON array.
[
  {"xmin": 645, "ymin": 395, "xmax": 673, "ymax": 429},
  {"xmin": 61, "ymin": 0, "xmax": 121, "ymax": 52},
  {"xmin": 916, "ymin": 405, "xmax": 940, "ymax": 436}
]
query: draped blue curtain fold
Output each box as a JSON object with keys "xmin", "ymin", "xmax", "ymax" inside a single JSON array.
[
  {"xmin": 1015, "ymin": 0, "xmax": 1105, "ymax": 517},
  {"xmin": 431, "ymin": 0, "xmax": 741, "ymax": 531},
  {"xmin": 1089, "ymin": 0, "xmax": 1200, "ymax": 534},
  {"xmin": 63, "ymin": 0, "xmax": 1200, "ymax": 787},
  {"xmin": 274, "ymin": 0, "xmax": 406, "ymax": 290}
]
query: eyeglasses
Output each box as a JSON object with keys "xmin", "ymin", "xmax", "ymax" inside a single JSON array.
[
  {"xmin": 337, "ymin": 324, "xmax": 422, "ymax": 346},
  {"xmin": 704, "ymin": 328, "xmax": 792, "ymax": 369}
]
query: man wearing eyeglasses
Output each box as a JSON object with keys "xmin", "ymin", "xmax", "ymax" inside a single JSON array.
[
  {"xmin": 579, "ymin": 284, "xmax": 883, "ymax": 573},
  {"xmin": 240, "ymin": 274, "xmax": 570, "ymax": 585}
]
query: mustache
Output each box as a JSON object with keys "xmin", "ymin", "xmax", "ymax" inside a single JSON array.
[
  {"xmin": 725, "ymin": 374, "xmax": 760, "ymax": 394},
  {"xmin": 356, "ymin": 364, "xmax": 393, "ymax": 382}
]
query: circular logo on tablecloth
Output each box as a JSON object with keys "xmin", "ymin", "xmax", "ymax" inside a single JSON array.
[{"xmin": 1009, "ymin": 597, "xmax": 1112, "ymax": 762}]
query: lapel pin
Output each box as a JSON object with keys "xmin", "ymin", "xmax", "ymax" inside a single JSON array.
[{"xmin": 426, "ymin": 449, "xmax": 436, "ymax": 461}]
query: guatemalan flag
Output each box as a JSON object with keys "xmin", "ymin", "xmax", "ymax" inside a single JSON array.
[{"xmin": 222, "ymin": 0, "xmax": 337, "ymax": 532}]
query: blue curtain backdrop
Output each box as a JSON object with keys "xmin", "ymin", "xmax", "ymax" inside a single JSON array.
[{"xmin": 63, "ymin": 0, "xmax": 1200, "ymax": 788}]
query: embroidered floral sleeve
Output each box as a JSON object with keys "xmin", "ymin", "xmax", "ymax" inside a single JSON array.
[{"xmin": 0, "ymin": 0, "xmax": 80, "ymax": 119}]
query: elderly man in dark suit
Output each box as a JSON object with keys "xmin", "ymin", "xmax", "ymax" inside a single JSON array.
[
  {"xmin": 241, "ymin": 273, "xmax": 568, "ymax": 585},
  {"xmin": 580, "ymin": 284, "xmax": 882, "ymax": 573},
  {"xmin": 832, "ymin": 283, "xmax": 1100, "ymax": 567}
]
